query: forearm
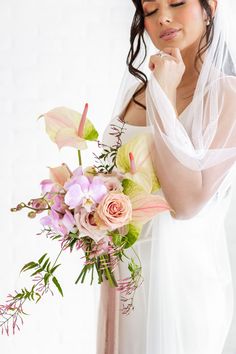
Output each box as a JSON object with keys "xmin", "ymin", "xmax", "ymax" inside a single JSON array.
[
  {"xmin": 151, "ymin": 143, "xmax": 203, "ymax": 219},
  {"xmin": 151, "ymin": 89, "xmax": 203, "ymax": 219}
]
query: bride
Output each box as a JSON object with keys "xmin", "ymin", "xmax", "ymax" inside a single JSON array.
[{"xmin": 96, "ymin": 0, "xmax": 236, "ymax": 353}]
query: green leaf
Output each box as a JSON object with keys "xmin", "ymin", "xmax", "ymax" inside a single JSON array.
[
  {"xmin": 50, "ymin": 264, "xmax": 61, "ymax": 274},
  {"xmin": 123, "ymin": 223, "xmax": 142, "ymax": 249},
  {"xmin": 42, "ymin": 258, "xmax": 50, "ymax": 270},
  {"xmin": 52, "ymin": 276, "xmax": 64, "ymax": 297},
  {"xmin": 46, "ymin": 262, "xmax": 51, "ymax": 273},
  {"xmin": 20, "ymin": 261, "xmax": 38, "ymax": 274},
  {"xmin": 38, "ymin": 253, "xmax": 47, "ymax": 265},
  {"xmin": 44, "ymin": 273, "xmax": 51, "ymax": 286},
  {"xmin": 30, "ymin": 267, "xmax": 44, "ymax": 277},
  {"xmin": 75, "ymin": 267, "xmax": 87, "ymax": 284},
  {"xmin": 110, "ymin": 231, "xmax": 123, "ymax": 247},
  {"xmin": 69, "ymin": 238, "xmax": 78, "ymax": 252},
  {"xmin": 35, "ymin": 293, "xmax": 42, "ymax": 303},
  {"xmin": 52, "ymin": 235, "xmax": 62, "ymax": 240}
]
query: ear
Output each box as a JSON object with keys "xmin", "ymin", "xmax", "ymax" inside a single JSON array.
[{"xmin": 209, "ymin": 0, "xmax": 218, "ymax": 17}]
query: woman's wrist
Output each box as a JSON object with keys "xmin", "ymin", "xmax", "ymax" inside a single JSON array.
[{"xmin": 165, "ymin": 88, "xmax": 178, "ymax": 117}]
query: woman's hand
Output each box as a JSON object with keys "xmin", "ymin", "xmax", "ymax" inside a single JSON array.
[{"xmin": 149, "ymin": 47, "xmax": 186, "ymax": 101}]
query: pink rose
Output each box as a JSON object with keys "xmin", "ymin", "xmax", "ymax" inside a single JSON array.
[
  {"xmin": 95, "ymin": 192, "xmax": 132, "ymax": 231},
  {"xmin": 74, "ymin": 208, "xmax": 107, "ymax": 242}
]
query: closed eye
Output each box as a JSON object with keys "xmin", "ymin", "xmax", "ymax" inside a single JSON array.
[{"xmin": 144, "ymin": 2, "xmax": 185, "ymax": 18}]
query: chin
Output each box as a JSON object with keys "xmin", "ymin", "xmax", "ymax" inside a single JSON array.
[{"xmin": 154, "ymin": 38, "xmax": 186, "ymax": 50}]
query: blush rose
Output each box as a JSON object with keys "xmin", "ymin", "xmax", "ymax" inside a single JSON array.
[{"xmin": 95, "ymin": 192, "xmax": 132, "ymax": 231}]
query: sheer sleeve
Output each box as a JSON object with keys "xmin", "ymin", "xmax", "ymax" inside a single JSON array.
[{"xmin": 146, "ymin": 73, "xmax": 236, "ymax": 219}]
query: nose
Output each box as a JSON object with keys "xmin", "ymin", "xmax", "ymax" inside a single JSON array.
[{"xmin": 157, "ymin": 9, "xmax": 172, "ymax": 25}]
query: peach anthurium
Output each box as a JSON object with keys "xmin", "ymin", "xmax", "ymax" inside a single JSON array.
[
  {"xmin": 130, "ymin": 192, "xmax": 173, "ymax": 223},
  {"xmin": 116, "ymin": 133, "xmax": 160, "ymax": 193},
  {"xmin": 114, "ymin": 178, "xmax": 173, "ymax": 248},
  {"xmin": 38, "ymin": 103, "xmax": 98, "ymax": 150},
  {"xmin": 49, "ymin": 163, "xmax": 72, "ymax": 187},
  {"xmin": 122, "ymin": 179, "xmax": 173, "ymax": 224}
]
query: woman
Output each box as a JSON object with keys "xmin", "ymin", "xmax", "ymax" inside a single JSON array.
[{"xmin": 97, "ymin": 0, "xmax": 236, "ymax": 353}]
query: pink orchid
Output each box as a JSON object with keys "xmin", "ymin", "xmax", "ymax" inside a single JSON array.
[
  {"xmin": 40, "ymin": 179, "xmax": 54, "ymax": 194},
  {"xmin": 63, "ymin": 166, "xmax": 84, "ymax": 190},
  {"xmin": 40, "ymin": 209, "xmax": 76, "ymax": 236},
  {"xmin": 64, "ymin": 175, "xmax": 107, "ymax": 212},
  {"xmin": 40, "ymin": 180, "xmax": 62, "ymax": 201},
  {"xmin": 51, "ymin": 194, "xmax": 67, "ymax": 214}
]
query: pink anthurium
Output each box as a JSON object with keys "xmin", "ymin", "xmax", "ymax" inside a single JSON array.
[
  {"xmin": 122, "ymin": 178, "xmax": 173, "ymax": 224},
  {"xmin": 130, "ymin": 192, "xmax": 173, "ymax": 223},
  {"xmin": 49, "ymin": 163, "xmax": 72, "ymax": 187},
  {"xmin": 129, "ymin": 152, "xmax": 136, "ymax": 174},
  {"xmin": 116, "ymin": 133, "xmax": 160, "ymax": 193},
  {"xmin": 38, "ymin": 103, "xmax": 98, "ymax": 150},
  {"xmin": 78, "ymin": 103, "xmax": 88, "ymax": 138}
]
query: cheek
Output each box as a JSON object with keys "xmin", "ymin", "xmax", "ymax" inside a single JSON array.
[
  {"xmin": 144, "ymin": 20, "xmax": 153, "ymax": 34},
  {"xmin": 180, "ymin": 7, "xmax": 204, "ymax": 26}
]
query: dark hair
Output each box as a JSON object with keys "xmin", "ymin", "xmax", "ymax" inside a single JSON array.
[{"xmin": 127, "ymin": 0, "xmax": 215, "ymax": 110}]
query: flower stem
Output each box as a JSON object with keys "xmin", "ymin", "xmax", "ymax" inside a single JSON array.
[
  {"xmin": 0, "ymin": 246, "xmax": 65, "ymax": 334},
  {"xmin": 100, "ymin": 255, "xmax": 117, "ymax": 287},
  {"xmin": 131, "ymin": 245, "xmax": 142, "ymax": 267},
  {"xmin": 78, "ymin": 150, "xmax": 82, "ymax": 166}
]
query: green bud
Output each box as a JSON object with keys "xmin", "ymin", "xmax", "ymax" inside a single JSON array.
[
  {"xmin": 28, "ymin": 211, "xmax": 37, "ymax": 218},
  {"xmin": 16, "ymin": 203, "xmax": 24, "ymax": 211}
]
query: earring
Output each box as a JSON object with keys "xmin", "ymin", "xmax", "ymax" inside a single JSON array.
[{"xmin": 206, "ymin": 18, "xmax": 210, "ymax": 26}]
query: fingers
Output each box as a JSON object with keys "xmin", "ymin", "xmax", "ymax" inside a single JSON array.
[
  {"xmin": 148, "ymin": 53, "xmax": 171, "ymax": 71},
  {"xmin": 148, "ymin": 60, "xmax": 155, "ymax": 71},
  {"xmin": 163, "ymin": 47, "xmax": 182, "ymax": 62},
  {"xmin": 148, "ymin": 47, "xmax": 182, "ymax": 71}
]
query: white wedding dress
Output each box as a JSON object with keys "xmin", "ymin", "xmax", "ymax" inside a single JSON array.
[{"xmin": 97, "ymin": 110, "xmax": 236, "ymax": 354}]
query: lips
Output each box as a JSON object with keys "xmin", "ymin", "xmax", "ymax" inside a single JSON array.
[{"xmin": 159, "ymin": 28, "xmax": 180, "ymax": 38}]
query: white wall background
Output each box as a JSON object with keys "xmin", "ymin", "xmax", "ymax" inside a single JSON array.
[
  {"xmin": 0, "ymin": 1, "xmax": 134, "ymax": 353},
  {"xmin": 0, "ymin": 0, "xmax": 236, "ymax": 353}
]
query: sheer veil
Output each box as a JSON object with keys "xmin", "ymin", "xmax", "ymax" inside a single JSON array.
[
  {"xmin": 97, "ymin": 0, "xmax": 236, "ymax": 352},
  {"xmin": 108, "ymin": 0, "xmax": 236, "ymax": 217}
]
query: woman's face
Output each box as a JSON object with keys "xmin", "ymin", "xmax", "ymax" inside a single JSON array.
[{"xmin": 142, "ymin": 0, "xmax": 209, "ymax": 52}]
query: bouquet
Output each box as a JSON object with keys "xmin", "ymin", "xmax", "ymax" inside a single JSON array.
[{"xmin": 0, "ymin": 103, "xmax": 172, "ymax": 335}]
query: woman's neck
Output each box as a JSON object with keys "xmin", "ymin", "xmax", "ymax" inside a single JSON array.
[{"xmin": 178, "ymin": 39, "xmax": 204, "ymax": 90}]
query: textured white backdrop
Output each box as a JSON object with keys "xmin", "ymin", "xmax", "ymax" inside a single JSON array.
[
  {"xmin": 0, "ymin": 1, "xmax": 236, "ymax": 353},
  {"xmin": 0, "ymin": 1, "xmax": 133, "ymax": 353}
]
